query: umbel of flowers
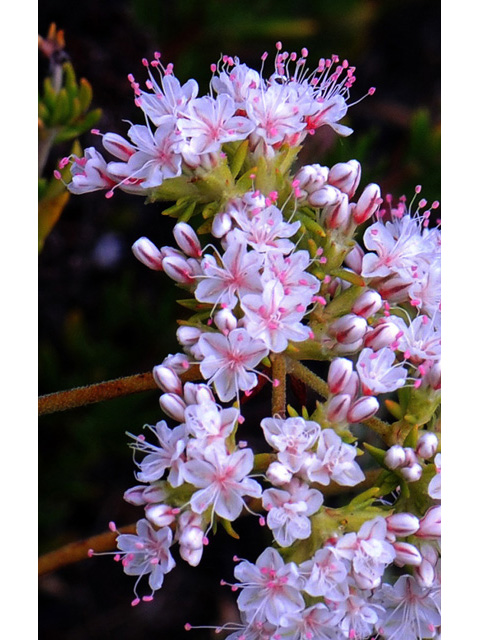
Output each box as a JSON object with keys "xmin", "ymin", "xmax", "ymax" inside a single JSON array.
[{"xmin": 60, "ymin": 43, "xmax": 441, "ymax": 640}]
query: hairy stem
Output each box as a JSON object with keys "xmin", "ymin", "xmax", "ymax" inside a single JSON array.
[
  {"xmin": 38, "ymin": 524, "xmax": 136, "ymax": 576},
  {"xmin": 38, "ymin": 365, "xmax": 201, "ymax": 416},
  {"xmin": 271, "ymin": 353, "xmax": 287, "ymax": 417}
]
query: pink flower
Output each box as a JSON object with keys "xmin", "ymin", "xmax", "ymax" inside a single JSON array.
[
  {"xmin": 182, "ymin": 447, "xmax": 262, "ymax": 521},
  {"xmin": 198, "ymin": 328, "xmax": 269, "ymax": 402},
  {"xmin": 356, "ymin": 347, "xmax": 408, "ymax": 395}
]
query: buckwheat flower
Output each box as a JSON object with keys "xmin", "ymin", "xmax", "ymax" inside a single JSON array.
[
  {"xmin": 66, "ymin": 147, "xmax": 118, "ymax": 195},
  {"xmin": 184, "ymin": 402, "xmax": 239, "ymax": 454},
  {"xmin": 356, "ymin": 347, "xmax": 408, "ymax": 395},
  {"xmin": 137, "ymin": 71, "xmax": 199, "ymax": 126},
  {"xmin": 116, "ymin": 518, "xmax": 176, "ymax": 596},
  {"xmin": 261, "ymin": 250, "xmax": 320, "ymax": 300},
  {"xmin": 335, "ymin": 517, "xmax": 396, "ymax": 590},
  {"xmin": 302, "ymin": 428, "xmax": 365, "ymax": 487},
  {"xmin": 234, "ymin": 547, "xmax": 305, "ymax": 626},
  {"xmin": 227, "ymin": 205, "xmax": 301, "ymax": 255},
  {"xmin": 177, "ymin": 93, "xmax": 254, "ymax": 155},
  {"xmin": 262, "ymin": 478, "xmax": 324, "ymax": 547},
  {"xmin": 182, "ymin": 447, "xmax": 262, "ymax": 521},
  {"xmin": 374, "ymin": 574, "xmax": 441, "ymax": 640},
  {"xmin": 241, "ymin": 281, "xmax": 312, "ymax": 353},
  {"xmin": 129, "ymin": 421, "xmax": 187, "ymax": 488},
  {"xmin": 107, "ymin": 121, "xmax": 184, "ymax": 189},
  {"xmin": 332, "ymin": 589, "xmax": 384, "ymax": 639},
  {"xmin": 299, "ymin": 547, "xmax": 349, "ymax": 601},
  {"xmin": 211, "ymin": 61, "xmax": 262, "ymax": 109},
  {"xmin": 389, "ymin": 314, "xmax": 441, "ymax": 363},
  {"xmin": 195, "ymin": 241, "xmax": 264, "ymax": 309},
  {"xmin": 276, "ymin": 603, "xmax": 341, "ymax": 640},
  {"xmin": 197, "ymin": 328, "xmax": 269, "ymax": 402},
  {"xmin": 261, "ymin": 416, "xmax": 320, "ymax": 473}
]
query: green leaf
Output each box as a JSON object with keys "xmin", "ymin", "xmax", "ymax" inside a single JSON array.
[
  {"xmin": 229, "ymin": 139, "xmax": 249, "ymax": 178},
  {"xmin": 78, "ymin": 78, "xmax": 93, "ymax": 112}
]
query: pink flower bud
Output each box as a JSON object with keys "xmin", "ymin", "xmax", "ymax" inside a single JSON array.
[
  {"xmin": 414, "ymin": 559, "xmax": 436, "ymax": 588},
  {"xmin": 416, "ymin": 506, "xmax": 441, "ymax": 539},
  {"xmin": 344, "ymin": 242, "xmax": 365, "ymax": 274},
  {"xmin": 386, "ymin": 513, "xmax": 420, "ymax": 537},
  {"xmin": 102, "ymin": 132, "xmax": 136, "ymax": 161},
  {"xmin": 352, "ymin": 290, "xmax": 383, "ymax": 318},
  {"xmin": 330, "ymin": 314, "xmax": 368, "ymax": 344},
  {"xmin": 177, "ymin": 326, "xmax": 203, "ymax": 347},
  {"xmin": 347, "ymin": 396, "xmax": 379, "ymax": 422},
  {"xmin": 363, "ymin": 321, "xmax": 398, "ymax": 350},
  {"xmin": 393, "ymin": 541, "xmax": 422, "ymax": 567},
  {"xmin": 327, "ymin": 358, "xmax": 354, "ymax": 394},
  {"xmin": 142, "ymin": 484, "xmax": 169, "ymax": 503},
  {"xmin": 173, "ymin": 222, "xmax": 203, "ymax": 258},
  {"xmin": 123, "ymin": 485, "xmax": 149, "ymax": 506},
  {"xmin": 152, "ymin": 365, "xmax": 183, "ymax": 395},
  {"xmin": 353, "ymin": 183, "xmax": 381, "ymax": 224},
  {"xmin": 294, "ymin": 164, "xmax": 329, "ymax": 192},
  {"xmin": 376, "ymin": 275, "xmax": 412, "ymax": 302},
  {"xmin": 211, "ymin": 212, "xmax": 232, "ymax": 238},
  {"xmin": 326, "ymin": 394, "xmax": 351, "ymax": 422},
  {"xmin": 403, "ymin": 447, "xmax": 418, "ymax": 467},
  {"xmin": 162, "ymin": 353, "xmax": 191, "ymax": 373},
  {"xmin": 162, "ymin": 255, "xmax": 197, "ymax": 284},
  {"xmin": 266, "ymin": 461, "xmax": 293, "ymax": 485},
  {"xmin": 427, "ymin": 362, "xmax": 441, "ymax": 390},
  {"xmin": 145, "ymin": 504, "xmax": 179, "ymax": 527},
  {"xmin": 183, "ymin": 382, "xmax": 215, "ymax": 405},
  {"xmin": 309, "ymin": 185, "xmax": 342, "ymax": 208},
  {"xmin": 179, "ymin": 526, "xmax": 204, "ymax": 550},
  {"xmin": 333, "ymin": 338, "xmax": 364, "ymax": 355},
  {"xmin": 131, "ymin": 237, "xmax": 164, "ymax": 270},
  {"xmin": 159, "ymin": 393, "xmax": 186, "ymax": 422},
  {"xmin": 416, "ymin": 433, "xmax": 439, "ymax": 460},
  {"xmin": 214, "ymin": 308, "xmax": 238, "ymax": 334},
  {"xmin": 400, "ymin": 462, "xmax": 423, "ymax": 483},
  {"xmin": 179, "ymin": 545, "xmax": 203, "ymax": 567},
  {"xmin": 328, "ymin": 160, "xmax": 362, "ymax": 198},
  {"xmin": 384, "ymin": 445, "xmax": 406, "ymax": 470},
  {"xmin": 323, "ymin": 193, "xmax": 350, "ymax": 230},
  {"xmin": 342, "ymin": 371, "xmax": 359, "ymax": 398}
]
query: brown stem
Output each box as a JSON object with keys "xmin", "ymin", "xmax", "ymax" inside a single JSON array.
[
  {"xmin": 271, "ymin": 354, "xmax": 287, "ymax": 418},
  {"xmin": 285, "ymin": 358, "xmax": 329, "ymax": 398},
  {"xmin": 38, "ymin": 365, "xmax": 201, "ymax": 416},
  {"xmin": 38, "ymin": 524, "xmax": 136, "ymax": 576}
]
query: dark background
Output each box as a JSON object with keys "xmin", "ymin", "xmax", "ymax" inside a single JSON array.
[{"xmin": 38, "ymin": 1, "xmax": 440, "ymax": 638}]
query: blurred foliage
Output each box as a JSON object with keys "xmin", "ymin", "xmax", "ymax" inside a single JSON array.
[
  {"xmin": 38, "ymin": 1, "xmax": 439, "ymax": 638},
  {"xmin": 38, "ymin": 23, "xmax": 102, "ymax": 251}
]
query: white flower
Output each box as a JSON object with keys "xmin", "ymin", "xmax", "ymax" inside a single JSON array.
[
  {"xmin": 356, "ymin": 347, "xmax": 408, "ymax": 395},
  {"xmin": 299, "ymin": 547, "xmax": 349, "ymax": 601},
  {"xmin": 234, "ymin": 547, "xmax": 305, "ymax": 626},
  {"xmin": 262, "ymin": 478, "xmax": 324, "ymax": 547},
  {"xmin": 428, "ymin": 453, "xmax": 441, "ymax": 500},
  {"xmin": 302, "ymin": 428, "xmax": 365, "ymax": 487},
  {"xmin": 182, "ymin": 447, "xmax": 262, "ymax": 521},
  {"xmin": 261, "ymin": 416, "xmax": 320, "ymax": 473},
  {"xmin": 198, "ymin": 328, "xmax": 269, "ymax": 402}
]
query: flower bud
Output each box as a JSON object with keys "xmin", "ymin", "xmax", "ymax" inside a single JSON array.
[
  {"xmin": 363, "ymin": 321, "xmax": 398, "ymax": 350},
  {"xmin": 414, "ymin": 559, "xmax": 436, "ymax": 588},
  {"xmin": 162, "ymin": 353, "xmax": 191, "ymax": 373},
  {"xmin": 295, "ymin": 164, "xmax": 329, "ymax": 193},
  {"xmin": 347, "ymin": 396, "xmax": 379, "ymax": 423},
  {"xmin": 386, "ymin": 513, "xmax": 420, "ymax": 537},
  {"xmin": 416, "ymin": 433, "xmax": 438, "ymax": 460},
  {"xmin": 376, "ymin": 275, "xmax": 412, "ymax": 302},
  {"xmin": 342, "ymin": 371, "xmax": 359, "ymax": 398},
  {"xmin": 266, "ymin": 461, "xmax": 293, "ymax": 485},
  {"xmin": 214, "ymin": 308, "xmax": 238, "ymax": 334},
  {"xmin": 352, "ymin": 290, "xmax": 383, "ymax": 318},
  {"xmin": 179, "ymin": 545, "xmax": 203, "ymax": 567},
  {"xmin": 384, "ymin": 445, "xmax": 406, "ymax": 470},
  {"xmin": 177, "ymin": 326, "xmax": 203, "ymax": 347},
  {"xmin": 416, "ymin": 506, "xmax": 441, "ymax": 539},
  {"xmin": 152, "ymin": 365, "xmax": 183, "ymax": 395},
  {"xmin": 328, "ymin": 160, "xmax": 361, "ymax": 198},
  {"xmin": 183, "ymin": 382, "xmax": 215, "ymax": 405},
  {"xmin": 179, "ymin": 526, "xmax": 204, "ymax": 550},
  {"xmin": 145, "ymin": 504, "xmax": 179, "ymax": 527},
  {"xmin": 393, "ymin": 541, "xmax": 422, "ymax": 567},
  {"xmin": 211, "ymin": 212, "xmax": 232, "ymax": 238},
  {"xmin": 326, "ymin": 394, "xmax": 351, "ymax": 422},
  {"xmin": 333, "ymin": 338, "xmax": 364, "ymax": 355},
  {"xmin": 327, "ymin": 358, "xmax": 354, "ymax": 394},
  {"xmin": 426, "ymin": 362, "xmax": 441, "ymax": 390},
  {"xmin": 162, "ymin": 255, "xmax": 197, "ymax": 284},
  {"xmin": 403, "ymin": 447, "xmax": 418, "ymax": 467},
  {"xmin": 123, "ymin": 485, "xmax": 149, "ymax": 506},
  {"xmin": 159, "ymin": 393, "xmax": 187, "ymax": 422},
  {"xmin": 102, "ymin": 132, "xmax": 136, "ymax": 161},
  {"xmin": 329, "ymin": 314, "xmax": 368, "ymax": 344},
  {"xmin": 400, "ymin": 462, "xmax": 423, "ymax": 483},
  {"xmin": 323, "ymin": 193, "xmax": 350, "ymax": 230},
  {"xmin": 142, "ymin": 484, "xmax": 169, "ymax": 503},
  {"xmin": 131, "ymin": 237, "xmax": 163, "ymax": 270},
  {"xmin": 308, "ymin": 185, "xmax": 342, "ymax": 208},
  {"xmin": 173, "ymin": 222, "xmax": 203, "ymax": 258},
  {"xmin": 353, "ymin": 183, "xmax": 381, "ymax": 224},
  {"xmin": 344, "ymin": 242, "xmax": 365, "ymax": 274}
]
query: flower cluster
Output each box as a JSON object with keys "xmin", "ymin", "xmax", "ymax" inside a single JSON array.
[{"xmin": 71, "ymin": 45, "xmax": 441, "ymax": 639}]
